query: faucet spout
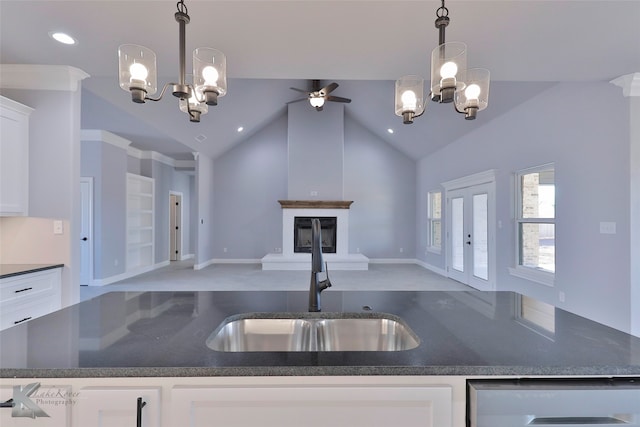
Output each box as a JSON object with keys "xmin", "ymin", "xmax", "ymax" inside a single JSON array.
[{"xmin": 309, "ymin": 218, "xmax": 332, "ymax": 312}]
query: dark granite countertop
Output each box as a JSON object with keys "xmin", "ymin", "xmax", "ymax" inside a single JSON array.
[
  {"xmin": 0, "ymin": 263, "xmax": 64, "ymax": 279},
  {"xmin": 1, "ymin": 290, "xmax": 639, "ymax": 378}
]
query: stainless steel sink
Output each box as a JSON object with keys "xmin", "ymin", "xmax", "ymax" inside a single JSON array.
[{"xmin": 206, "ymin": 313, "xmax": 420, "ymax": 352}]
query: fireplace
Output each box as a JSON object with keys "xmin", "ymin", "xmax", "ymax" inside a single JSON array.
[
  {"xmin": 294, "ymin": 217, "xmax": 337, "ymax": 253},
  {"xmin": 261, "ymin": 200, "xmax": 369, "ymax": 270}
]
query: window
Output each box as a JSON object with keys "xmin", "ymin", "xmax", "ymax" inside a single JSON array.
[
  {"xmin": 511, "ymin": 164, "xmax": 555, "ymax": 286},
  {"xmin": 427, "ymin": 191, "xmax": 442, "ymax": 253}
]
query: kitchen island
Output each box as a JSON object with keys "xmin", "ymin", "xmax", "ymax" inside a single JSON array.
[{"xmin": 1, "ymin": 290, "xmax": 638, "ymax": 426}]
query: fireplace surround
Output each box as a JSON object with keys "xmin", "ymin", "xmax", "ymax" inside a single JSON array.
[{"xmin": 261, "ymin": 200, "xmax": 369, "ymax": 270}]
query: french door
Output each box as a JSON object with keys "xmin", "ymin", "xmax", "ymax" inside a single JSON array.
[{"xmin": 446, "ymin": 182, "xmax": 495, "ymax": 291}]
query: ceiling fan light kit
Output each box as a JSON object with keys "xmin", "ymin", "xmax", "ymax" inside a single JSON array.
[
  {"xmin": 118, "ymin": 0, "xmax": 227, "ymax": 123},
  {"xmin": 395, "ymin": 0, "xmax": 490, "ymax": 124},
  {"xmin": 288, "ymin": 80, "xmax": 352, "ymax": 111}
]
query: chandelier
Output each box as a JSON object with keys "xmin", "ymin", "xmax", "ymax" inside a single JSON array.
[
  {"xmin": 394, "ymin": 0, "xmax": 490, "ymax": 124},
  {"xmin": 117, "ymin": 0, "xmax": 227, "ymax": 122}
]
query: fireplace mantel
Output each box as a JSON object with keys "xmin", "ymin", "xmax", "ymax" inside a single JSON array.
[{"xmin": 278, "ymin": 200, "xmax": 353, "ymax": 209}]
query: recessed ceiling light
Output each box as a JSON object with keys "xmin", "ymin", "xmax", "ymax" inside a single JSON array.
[
  {"xmin": 387, "ymin": 128, "xmax": 394, "ymax": 134},
  {"xmin": 237, "ymin": 126, "xmax": 244, "ymax": 132},
  {"xmin": 49, "ymin": 32, "xmax": 77, "ymax": 45}
]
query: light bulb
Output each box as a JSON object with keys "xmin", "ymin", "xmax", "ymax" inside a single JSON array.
[
  {"xmin": 129, "ymin": 63, "xmax": 148, "ymax": 82},
  {"xmin": 464, "ymin": 84, "xmax": 481, "ymax": 100},
  {"xmin": 310, "ymin": 97, "xmax": 325, "ymax": 108},
  {"xmin": 400, "ymin": 90, "xmax": 417, "ymax": 111},
  {"xmin": 202, "ymin": 66, "xmax": 219, "ymax": 86},
  {"xmin": 440, "ymin": 61, "xmax": 458, "ymax": 79}
]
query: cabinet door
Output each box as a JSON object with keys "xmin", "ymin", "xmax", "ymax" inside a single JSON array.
[
  {"xmin": 172, "ymin": 385, "xmax": 452, "ymax": 427},
  {"xmin": 0, "ymin": 384, "xmax": 72, "ymax": 426},
  {"xmin": 0, "ymin": 97, "xmax": 31, "ymax": 216},
  {"xmin": 74, "ymin": 386, "xmax": 161, "ymax": 427}
]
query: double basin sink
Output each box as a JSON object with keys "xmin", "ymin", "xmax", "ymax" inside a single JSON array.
[{"xmin": 206, "ymin": 312, "xmax": 420, "ymax": 352}]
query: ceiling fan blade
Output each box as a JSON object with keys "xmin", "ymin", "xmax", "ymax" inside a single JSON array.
[
  {"xmin": 290, "ymin": 87, "xmax": 310, "ymax": 94},
  {"xmin": 319, "ymin": 82, "xmax": 339, "ymax": 96},
  {"xmin": 286, "ymin": 97, "xmax": 309, "ymax": 104},
  {"xmin": 326, "ymin": 95, "xmax": 351, "ymax": 103}
]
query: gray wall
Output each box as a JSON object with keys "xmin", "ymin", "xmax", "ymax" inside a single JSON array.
[
  {"xmin": 416, "ymin": 81, "xmax": 631, "ymax": 333},
  {"xmin": 344, "ymin": 115, "xmax": 416, "ymax": 258},
  {"xmin": 287, "ymin": 102, "xmax": 344, "ymax": 200},
  {"xmin": 195, "ymin": 153, "xmax": 215, "ymax": 268},
  {"xmin": 81, "ymin": 140, "xmax": 127, "ymax": 279},
  {"xmin": 213, "ymin": 112, "xmax": 288, "ymax": 258},
  {"xmin": 210, "ymin": 108, "xmax": 416, "ymax": 260}
]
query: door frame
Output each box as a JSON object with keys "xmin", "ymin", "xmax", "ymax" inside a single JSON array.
[
  {"xmin": 80, "ymin": 177, "xmax": 94, "ymax": 286},
  {"xmin": 442, "ymin": 170, "xmax": 496, "ymax": 291}
]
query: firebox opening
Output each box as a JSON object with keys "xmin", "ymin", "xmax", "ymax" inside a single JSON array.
[{"xmin": 294, "ymin": 217, "xmax": 337, "ymax": 254}]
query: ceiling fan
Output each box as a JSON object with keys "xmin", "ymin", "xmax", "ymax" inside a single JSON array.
[{"xmin": 288, "ymin": 80, "xmax": 352, "ymax": 111}]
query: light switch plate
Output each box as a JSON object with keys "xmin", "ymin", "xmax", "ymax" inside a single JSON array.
[{"xmin": 53, "ymin": 220, "xmax": 63, "ymax": 235}]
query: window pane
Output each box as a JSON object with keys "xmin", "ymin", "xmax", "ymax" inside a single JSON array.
[
  {"xmin": 521, "ymin": 171, "xmax": 555, "ymax": 219},
  {"xmin": 451, "ymin": 197, "xmax": 464, "ymax": 272},
  {"xmin": 429, "ymin": 192, "xmax": 442, "ymax": 219},
  {"xmin": 473, "ymin": 193, "xmax": 488, "ymax": 280},
  {"xmin": 519, "ymin": 223, "xmax": 555, "ymax": 273},
  {"xmin": 430, "ymin": 220, "xmax": 441, "ymax": 248}
]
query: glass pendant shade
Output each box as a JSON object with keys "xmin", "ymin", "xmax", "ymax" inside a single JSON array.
[
  {"xmin": 430, "ymin": 41, "xmax": 467, "ymax": 103},
  {"xmin": 455, "ymin": 68, "xmax": 490, "ymax": 120},
  {"xmin": 179, "ymin": 92, "xmax": 208, "ymax": 122},
  {"xmin": 193, "ymin": 48, "xmax": 227, "ymax": 105},
  {"xmin": 395, "ymin": 76, "xmax": 426, "ymax": 124},
  {"xmin": 118, "ymin": 44, "xmax": 157, "ymax": 98}
]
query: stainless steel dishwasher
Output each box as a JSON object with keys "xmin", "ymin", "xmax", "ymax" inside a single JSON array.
[{"xmin": 468, "ymin": 378, "xmax": 640, "ymax": 426}]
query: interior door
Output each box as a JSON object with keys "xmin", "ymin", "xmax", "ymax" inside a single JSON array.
[
  {"xmin": 80, "ymin": 178, "xmax": 93, "ymax": 286},
  {"xmin": 447, "ymin": 183, "xmax": 494, "ymax": 291}
]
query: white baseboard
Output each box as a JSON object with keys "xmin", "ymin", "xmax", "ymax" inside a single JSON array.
[
  {"xmin": 180, "ymin": 253, "xmax": 194, "ymax": 261},
  {"xmin": 368, "ymin": 258, "xmax": 416, "ymax": 264},
  {"xmin": 89, "ymin": 260, "xmax": 170, "ymax": 286},
  {"xmin": 414, "ymin": 259, "xmax": 447, "ymax": 276}
]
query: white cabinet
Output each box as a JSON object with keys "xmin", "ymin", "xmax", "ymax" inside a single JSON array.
[
  {"xmin": 172, "ymin": 384, "xmax": 452, "ymax": 427},
  {"xmin": 126, "ymin": 173, "xmax": 155, "ymax": 272},
  {"xmin": 0, "ymin": 96, "xmax": 33, "ymax": 216},
  {"xmin": 0, "ymin": 268, "xmax": 62, "ymax": 330},
  {"xmin": 0, "ymin": 383, "xmax": 72, "ymax": 426},
  {"xmin": 74, "ymin": 386, "xmax": 161, "ymax": 427}
]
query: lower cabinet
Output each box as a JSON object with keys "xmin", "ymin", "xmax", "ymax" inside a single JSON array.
[
  {"xmin": 0, "ymin": 268, "xmax": 62, "ymax": 330},
  {"xmin": 74, "ymin": 386, "xmax": 161, "ymax": 427},
  {"xmin": 0, "ymin": 377, "xmax": 461, "ymax": 427},
  {"xmin": 171, "ymin": 384, "xmax": 452, "ymax": 427}
]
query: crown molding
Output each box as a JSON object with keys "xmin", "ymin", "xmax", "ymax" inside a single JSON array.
[
  {"xmin": 81, "ymin": 129, "xmax": 132, "ymax": 150},
  {"xmin": 611, "ymin": 72, "xmax": 640, "ymax": 97},
  {"xmin": 0, "ymin": 64, "xmax": 89, "ymax": 92}
]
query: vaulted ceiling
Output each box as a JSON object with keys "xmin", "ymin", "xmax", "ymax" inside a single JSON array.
[{"xmin": 1, "ymin": 1, "xmax": 639, "ymax": 160}]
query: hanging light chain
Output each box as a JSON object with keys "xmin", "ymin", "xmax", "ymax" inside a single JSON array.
[{"xmin": 176, "ymin": 0, "xmax": 188, "ymax": 15}]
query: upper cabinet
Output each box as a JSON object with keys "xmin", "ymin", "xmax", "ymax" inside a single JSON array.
[{"xmin": 0, "ymin": 96, "xmax": 33, "ymax": 216}]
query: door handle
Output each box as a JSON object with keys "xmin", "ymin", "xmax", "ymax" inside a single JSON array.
[
  {"xmin": 136, "ymin": 397, "xmax": 147, "ymax": 427},
  {"xmin": 82, "ymin": 237, "xmax": 88, "ymax": 241}
]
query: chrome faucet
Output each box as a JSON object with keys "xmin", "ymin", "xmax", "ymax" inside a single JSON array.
[{"xmin": 309, "ymin": 218, "xmax": 332, "ymax": 312}]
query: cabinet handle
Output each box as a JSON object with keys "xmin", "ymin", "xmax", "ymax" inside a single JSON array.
[
  {"xmin": 14, "ymin": 317, "xmax": 32, "ymax": 325},
  {"xmin": 14, "ymin": 287, "xmax": 33, "ymax": 293},
  {"xmin": 136, "ymin": 397, "xmax": 147, "ymax": 427}
]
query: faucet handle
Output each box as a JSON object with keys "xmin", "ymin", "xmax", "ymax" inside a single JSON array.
[{"xmin": 323, "ymin": 261, "xmax": 332, "ymax": 289}]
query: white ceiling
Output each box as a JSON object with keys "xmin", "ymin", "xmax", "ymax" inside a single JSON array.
[{"xmin": 1, "ymin": 1, "xmax": 639, "ymax": 160}]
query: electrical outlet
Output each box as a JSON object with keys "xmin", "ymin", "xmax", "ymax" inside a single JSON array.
[
  {"xmin": 310, "ymin": 190, "xmax": 318, "ymax": 197},
  {"xmin": 559, "ymin": 291, "xmax": 565, "ymax": 303},
  {"xmin": 399, "ymin": 247, "xmax": 404, "ymax": 253},
  {"xmin": 223, "ymin": 247, "xmax": 228, "ymax": 253}
]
